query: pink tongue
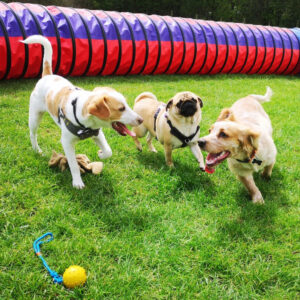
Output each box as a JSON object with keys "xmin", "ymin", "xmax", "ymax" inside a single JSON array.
[
  {"xmin": 205, "ymin": 153, "xmax": 219, "ymax": 174},
  {"xmin": 206, "ymin": 153, "xmax": 219, "ymax": 164},
  {"xmin": 117, "ymin": 122, "xmax": 136, "ymax": 137}
]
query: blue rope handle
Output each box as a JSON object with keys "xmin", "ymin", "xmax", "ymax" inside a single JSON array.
[{"xmin": 33, "ymin": 232, "xmax": 63, "ymax": 284}]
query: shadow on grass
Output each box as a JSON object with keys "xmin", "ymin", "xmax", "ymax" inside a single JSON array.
[
  {"xmin": 135, "ymin": 150, "xmax": 215, "ymax": 194},
  {"xmin": 217, "ymin": 166, "xmax": 286, "ymax": 241}
]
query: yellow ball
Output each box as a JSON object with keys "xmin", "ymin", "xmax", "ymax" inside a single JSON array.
[{"xmin": 63, "ymin": 265, "xmax": 87, "ymax": 288}]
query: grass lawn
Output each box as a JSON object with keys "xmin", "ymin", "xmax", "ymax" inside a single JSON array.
[{"xmin": 0, "ymin": 74, "xmax": 299, "ymax": 299}]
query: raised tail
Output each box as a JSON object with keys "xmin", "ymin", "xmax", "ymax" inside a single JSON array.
[
  {"xmin": 21, "ymin": 35, "xmax": 53, "ymax": 77},
  {"xmin": 134, "ymin": 92, "xmax": 158, "ymax": 104},
  {"xmin": 250, "ymin": 86, "xmax": 273, "ymax": 103}
]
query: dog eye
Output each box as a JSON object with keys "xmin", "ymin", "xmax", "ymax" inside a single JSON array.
[
  {"xmin": 119, "ymin": 106, "xmax": 125, "ymax": 112},
  {"xmin": 218, "ymin": 131, "xmax": 228, "ymax": 138}
]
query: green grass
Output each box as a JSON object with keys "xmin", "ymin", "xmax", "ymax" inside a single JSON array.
[{"xmin": 0, "ymin": 74, "xmax": 299, "ymax": 299}]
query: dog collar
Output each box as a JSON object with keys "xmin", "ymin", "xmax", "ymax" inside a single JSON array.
[
  {"xmin": 58, "ymin": 98, "xmax": 99, "ymax": 140},
  {"xmin": 236, "ymin": 157, "xmax": 262, "ymax": 165}
]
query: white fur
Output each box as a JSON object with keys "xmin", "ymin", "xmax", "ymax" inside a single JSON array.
[{"xmin": 25, "ymin": 35, "xmax": 142, "ymax": 189}]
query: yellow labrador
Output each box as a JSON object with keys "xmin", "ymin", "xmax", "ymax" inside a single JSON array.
[{"xmin": 198, "ymin": 87, "xmax": 276, "ymax": 204}]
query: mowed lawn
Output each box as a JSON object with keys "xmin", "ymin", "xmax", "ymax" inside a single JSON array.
[{"xmin": 0, "ymin": 74, "xmax": 299, "ymax": 299}]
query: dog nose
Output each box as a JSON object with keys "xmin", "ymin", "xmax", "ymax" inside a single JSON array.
[
  {"xmin": 198, "ymin": 139, "xmax": 206, "ymax": 149},
  {"xmin": 137, "ymin": 117, "xmax": 143, "ymax": 125}
]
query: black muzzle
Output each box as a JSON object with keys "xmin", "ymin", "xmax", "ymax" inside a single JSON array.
[{"xmin": 179, "ymin": 100, "xmax": 197, "ymax": 117}]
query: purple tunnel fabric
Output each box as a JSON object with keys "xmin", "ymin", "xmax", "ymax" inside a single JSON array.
[{"xmin": 0, "ymin": 2, "xmax": 299, "ymax": 79}]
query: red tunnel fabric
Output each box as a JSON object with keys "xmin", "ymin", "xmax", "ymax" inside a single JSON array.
[{"xmin": 0, "ymin": 2, "xmax": 299, "ymax": 80}]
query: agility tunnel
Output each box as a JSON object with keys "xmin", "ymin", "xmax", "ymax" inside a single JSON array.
[{"xmin": 0, "ymin": 2, "xmax": 299, "ymax": 80}]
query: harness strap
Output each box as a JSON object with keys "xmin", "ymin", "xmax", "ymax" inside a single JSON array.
[
  {"xmin": 72, "ymin": 98, "xmax": 85, "ymax": 128},
  {"xmin": 166, "ymin": 118, "xmax": 200, "ymax": 148},
  {"xmin": 57, "ymin": 99, "xmax": 99, "ymax": 140},
  {"xmin": 153, "ymin": 104, "xmax": 166, "ymax": 132}
]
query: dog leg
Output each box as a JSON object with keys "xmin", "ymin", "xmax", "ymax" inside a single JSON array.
[
  {"xmin": 132, "ymin": 136, "xmax": 143, "ymax": 151},
  {"xmin": 61, "ymin": 134, "xmax": 84, "ymax": 189},
  {"xmin": 238, "ymin": 175, "xmax": 264, "ymax": 204},
  {"xmin": 164, "ymin": 143, "xmax": 174, "ymax": 167},
  {"xmin": 262, "ymin": 163, "xmax": 274, "ymax": 179},
  {"xmin": 29, "ymin": 97, "xmax": 45, "ymax": 154},
  {"xmin": 146, "ymin": 132, "xmax": 157, "ymax": 153},
  {"xmin": 132, "ymin": 125, "xmax": 147, "ymax": 151},
  {"xmin": 93, "ymin": 129, "xmax": 112, "ymax": 159},
  {"xmin": 189, "ymin": 142, "xmax": 205, "ymax": 171}
]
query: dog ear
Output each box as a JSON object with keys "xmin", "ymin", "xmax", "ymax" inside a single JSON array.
[
  {"xmin": 166, "ymin": 99, "xmax": 173, "ymax": 111},
  {"xmin": 239, "ymin": 129, "xmax": 260, "ymax": 157},
  {"xmin": 197, "ymin": 97, "xmax": 203, "ymax": 108},
  {"xmin": 88, "ymin": 96, "xmax": 111, "ymax": 119},
  {"xmin": 217, "ymin": 108, "xmax": 235, "ymax": 122}
]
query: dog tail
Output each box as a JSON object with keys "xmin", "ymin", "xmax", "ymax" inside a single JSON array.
[
  {"xmin": 21, "ymin": 35, "xmax": 53, "ymax": 77},
  {"xmin": 134, "ymin": 92, "xmax": 158, "ymax": 104},
  {"xmin": 250, "ymin": 86, "xmax": 273, "ymax": 103}
]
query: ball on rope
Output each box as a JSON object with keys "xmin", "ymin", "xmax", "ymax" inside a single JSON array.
[{"xmin": 63, "ymin": 265, "xmax": 87, "ymax": 288}]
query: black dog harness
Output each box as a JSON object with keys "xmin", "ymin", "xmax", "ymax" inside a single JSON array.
[
  {"xmin": 58, "ymin": 98, "xmax": 99, "ymax": 140},
  {"xmin": 153, "ymin": 105, "xmax": 200, "ymax": 148}
]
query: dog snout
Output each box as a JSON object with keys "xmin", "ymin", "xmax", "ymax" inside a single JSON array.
[
  {"xmin": 180, "ymin": 101, "xmax": 197, "ymax": 117},
  {"xmin": 137, "ymin": 116, "xmax": 143, "ymax": 125},
  {"xmin": 198, "ymin": 139, "xmax": 206, "ymax": 149}
]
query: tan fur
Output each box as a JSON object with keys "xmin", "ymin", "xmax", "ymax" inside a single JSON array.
[
  {"xmin": 87, "ymin": 95, "xmax": 111, "ymax": 120},
  {"xmin": 93, "ymin": 87, "xmax": 117, "ymax": 94},
  {"xmin": 199, "ymin": 87, "xmax": 276, "ymax": 204},
  {"xmin": 217, "ymin": 108, "xmax": 235, "ymax": 122},
  {"xmin": 132, "ymin": 91, "xmax": 205, "ymax": 169},
  {"xmin": 42, "ymin": 61, "xmax": 52, "ymax": 77},
  {"xmin": 105, "ymin": 96, "xmax": 124, "ymax": 121},
  {"xmin": 27, "ymin": 35, "xmax": 143, "ymax": 189},
  {"xmin": 46, "ymin": 87, "xmax": 72, "ymax": 117}
]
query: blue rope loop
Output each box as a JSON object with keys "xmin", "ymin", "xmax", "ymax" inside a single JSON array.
[{"xmin": 33, "ymin": 232, "xmax": 63, "ymax": 284}]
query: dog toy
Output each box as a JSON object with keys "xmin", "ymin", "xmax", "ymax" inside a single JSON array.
[
  {"xmin": 63, "ymin": 265, "xmax": 87, "ymax": 288},
  {"xmin": 49, "ymin": 150, "xmax": 103, "ymax": 174},
  {"xmin": 33, "ymin": 232, "xmax": 87, "ymax": 288}
]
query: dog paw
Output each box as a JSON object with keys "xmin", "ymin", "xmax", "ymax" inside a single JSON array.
[
  {"xmin": 33, "ymin": 146, "xmax": 43, "ymax": 154},
  {"xmin": 166, "ymin": 162, "xmax": 174, "ymax": 168},
  {"xmin": 73, "ymin": 180, "xmax": 85, "ymax": 189},
  {"xmin": 262, "ymin": 173, "xmax": 271, "ymax": 180},
  {"xmin": 150, "ymin": 148, "xmax": 157, "ymax": 153},
  {"xmin": 200, "ymin": 166, "xmax": 205, "ymax": 172},
  {"xmin": 252, "ymin": 193, "xmax": 264, "ymax": 205},
  {"xmin": 98, "ymin": 150, "xmax": 112, "ymax": 160}
]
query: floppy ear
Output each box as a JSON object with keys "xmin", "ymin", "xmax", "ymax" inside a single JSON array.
[
  {"xmin": 166, "ymin": 99, "xmax": 173, "ymax": 111},
  {"xmin": 88, "ymin": 96, "xmax": 110, "ymax": 120},
  {"xmin": 197, "ymin": 97, "xmax": 203, "ymax": 108},
  {"xmin": 239, "ymin": 129, "xmax": 260, "ymax": 157},
  {"xmin": 217, "ymin": 108, "xmax": 235, "ymax": 122}
]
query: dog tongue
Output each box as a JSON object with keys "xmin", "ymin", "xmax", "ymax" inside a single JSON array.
[
  {"xmin": 205, "ymin": 153, "xmax": 217, "ymax": 173},
  {"xmin": 113, "ymin": 122, "xmax": 136, "ymax": 137},
  {"xmin": 205, "ymin": 151, "xmax": 230, "ymax": 174}
]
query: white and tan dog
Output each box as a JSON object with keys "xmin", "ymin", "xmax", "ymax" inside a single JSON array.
[
  {"xmin": 22, "ymin": 35, "xmax": 143, "ymax": 189},
  {"xmin": 132, "ymin": 91, "xmax": 205, "ymax": 169},
  {"xmin": 198, "ymin": 87, "xmax": 276, "ymax": 204}
]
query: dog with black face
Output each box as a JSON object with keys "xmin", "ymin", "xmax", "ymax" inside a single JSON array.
[{"xmin": 132, "ymin": 91, "xmax": 205, "ymax": 169}]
